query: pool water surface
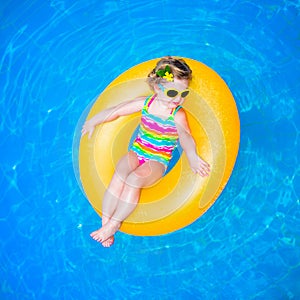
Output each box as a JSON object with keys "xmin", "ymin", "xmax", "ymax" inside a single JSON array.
[{"xmin": 0, "ymin": 1, "xmax": 299, "ymax": 299}]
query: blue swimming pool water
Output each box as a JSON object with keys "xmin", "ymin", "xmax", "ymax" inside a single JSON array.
[{"xmin": 1, "ymin": 1, "xmax": 299, "ymax": 299}]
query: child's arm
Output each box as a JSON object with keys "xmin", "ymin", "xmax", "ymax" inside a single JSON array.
[
  {"xmin": 81, "ymin": 96, "xmax": 145, "ymax": 139},
  {"xmin": 175, "ymin": 109, "xmax": 210, "ymax": 177}
]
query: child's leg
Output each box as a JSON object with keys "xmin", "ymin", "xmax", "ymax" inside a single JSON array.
[
  {"xmin": 100, "ymin": 152, "xmax": 139, "ymax": 247},
  {"xmin": 102, "ymin": 151, "xmax": 139, "ymax": 221},
  {"xmin": 110, "ymin": 160, "xmax": 164, "ymax": 222},
  {"xmin": 91, "ymin": 160, "xmax": 164, "ymax": 243}
]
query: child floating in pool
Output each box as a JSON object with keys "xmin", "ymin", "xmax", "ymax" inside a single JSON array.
[{"xmin": 81, "ymin": 56, "xmax": 210, "ymax": 247}]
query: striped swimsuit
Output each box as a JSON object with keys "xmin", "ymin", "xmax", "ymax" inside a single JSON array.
[{"xmin": 130, "ymin": 94, "xmax": 182, "ymax": 169}]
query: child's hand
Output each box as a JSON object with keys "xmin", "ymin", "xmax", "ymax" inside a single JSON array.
[
  {"xmin": 81, "ymin": 120, "xmax": 95, "ymax": 139},
  {"xmin": 189, "ymin": 156, "xmax": 210, "ymax": 177}
]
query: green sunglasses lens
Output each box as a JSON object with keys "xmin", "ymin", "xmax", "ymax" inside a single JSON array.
[
  {"xmin": 181, "ymin": 90, "xmax": 189, "ymax": 98},
  {"xmin": 166, "ymin": 89, "xmax": 178, "ymax": 97}
]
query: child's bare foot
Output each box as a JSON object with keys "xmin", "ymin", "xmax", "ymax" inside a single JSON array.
[
  {"xmin": 101, "ymin": 217, "xmax": 115, "ymax": 247},
  {"xmin": 90, "ymin": 221, "xmax": 120, "ymax": 244},
  {"xmin": 102, "ymin": 236, "xmax": 115, "ymax": 247}
]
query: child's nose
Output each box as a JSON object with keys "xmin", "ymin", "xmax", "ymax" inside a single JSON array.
[{"xmin": 172, "ymin": 97, "xmax": 182, "ymax": 104}]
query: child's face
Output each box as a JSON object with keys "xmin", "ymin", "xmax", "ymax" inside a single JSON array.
[{"xmin": 155, "ymin": 78, "xmax": 189, "ymax": 109}]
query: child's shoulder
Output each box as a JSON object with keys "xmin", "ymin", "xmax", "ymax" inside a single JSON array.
[
  {"xmin": 175, "ymin": 106, "xmax": 186, "ymax": 116},
  {"xmin": 174, "ymin": 106, "xmax": 188, "ymax": 122}
]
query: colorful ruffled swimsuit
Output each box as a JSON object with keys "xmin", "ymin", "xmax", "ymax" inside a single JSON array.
[{"xmin": 130, "ymin": 94, "xmax": 182, "ymax": 169}]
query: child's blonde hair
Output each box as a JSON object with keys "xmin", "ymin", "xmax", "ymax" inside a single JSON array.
[{"xmin": 147, "ymin": 56, "xmax": 192, "ymax": 90}]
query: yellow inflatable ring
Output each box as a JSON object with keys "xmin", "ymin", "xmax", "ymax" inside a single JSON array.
[{"xmin": 79, "ymin": 58, "xmax": 240, "ymax": 236}]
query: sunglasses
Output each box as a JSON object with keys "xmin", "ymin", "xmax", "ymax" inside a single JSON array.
[{"xmin": 158, "ymin": 84, "xmax": 189, "ymax": 98}]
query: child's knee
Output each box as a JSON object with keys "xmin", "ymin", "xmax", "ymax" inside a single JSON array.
[
  {"xmin": 125, "ymin": 172, "xmax": 143, "ymax": 189},
  {"xmin": 125, "ymin": 163, "xmax": 164, "ymax": 188}
]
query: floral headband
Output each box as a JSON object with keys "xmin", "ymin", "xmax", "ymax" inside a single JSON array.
[{"xmin": 156, "ymin": 65, "xmax": 174, "ymax": 82}]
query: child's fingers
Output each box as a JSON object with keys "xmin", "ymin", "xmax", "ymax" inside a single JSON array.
[
  {"xmin": 88, "ymin": 129, "xmax": 94, "ymax": 139},
  {"xmin": 201, "ymin": 161, "xmax": 211, "ymax": 172},
  {"xmin": 199, "ymin": 169, "xmax": 209, "ymax": 177},
  {"xmin": 202, "ymin": 160, "xmax": 210, "ymax": 169},
  {"xmin": 198, "ymin": 166, "xmax": 210, "ymax": 177},
  {"xmin": 81, "ymin": 128, "xmax": 86, "ymax": 137},
  {"xmin": 192, "ymin": 167, "xmax": 208, "ymax": 177}
]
